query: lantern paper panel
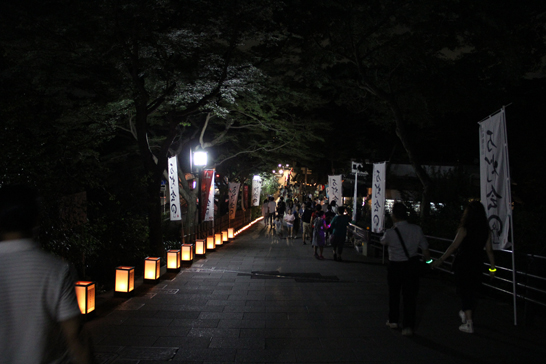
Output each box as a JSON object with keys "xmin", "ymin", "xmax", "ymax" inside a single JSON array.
[
  {"xmin": 181, "ymin": 244, "xmax": 194, "ymax": 261},
  {"xmin": 222, "ymin": 231, "xmax": 228, "ymax": 242},
  {"xmin": 207, "ymin": 236, "xmax": 215, "ymax": 250},
  {"xmin": 115, "ymin": 266, "xmax": 135, "ymax": 293},
  {"xmin": 75, "ymin": 281, "xmax": 95, "ymax": 314},
  {"xmin": 228, "ymin": 228, "xmax": 234, "ymax": 239},
  {"xmin": 215, "ymin": 233, "xmax": 223, "ymax": 246},
  {"xmin": 167, "ymin": 250, "xmax": 181, "ymax": 269},
  {"xmin": 144, "ymin": 257, "xmax": 161, "ymax": 280},
  {"xmin": 195, "ymin": 239, "xmax": 206, "ymax": 255}
]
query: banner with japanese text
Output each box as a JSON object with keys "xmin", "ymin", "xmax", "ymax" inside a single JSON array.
[
  {"xmin": 204, "ymin": 170, "xmax": 215, "ymax": 222},
  {"xmin": 371, "ymin": 162, "xmax": 386, "ymax": 233},
  {"xmin": 479, "ymin": 109, "xmax": 512, "ymax": 249},
  {"xmin": 328, "ymin": 175, "xmax": 342, "ymax": 206},
  {"xmin": 200, "ymin": 169, "xmax": 214, "ymax": 221},
  {"xmin": 228, "ymin": 182, "xmax": 240, "ymax": 220},
  {"xmin": 251, "ymin": 176, "xmax": 262, "ymax": 206},
  {"xmin": 168, "ymin": 156, "xmax": 181, "ymax": 221}
]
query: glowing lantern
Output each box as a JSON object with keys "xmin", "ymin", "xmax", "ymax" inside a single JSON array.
[
  {"xmin": 75, "ymin": 281, "xmax": 95, "ymax": 314},
  {"xmin": 215, "ymin": 233, "xmax": 223, "ymax": 246},
  {"xmin": 144, "ymin": 257, "xmax": 161, "ymax": 281},
  {"xmin": 115, "ymin": 266, "xmax": 135, "ymax": 293},
  {"xmin": 195, "ymin": 239, "xmax": 206, "ymax": 255},
  {"xmin": 228, "ymin": 228, "xmax": 234, "ymax": 239},
  {"xmin": 167, "ymin": 249, "xmax": 181, "ymax": 270},
  {"xmin": 181, "ymin": 244, "xmax": 194, "ymax": 262},
  {"xmin": 207, "ymin": 236, "xmax": 215, "ymax": 250},
  {"xmin": 222, "ymin": 230, "xmax": 228, "ymax": 242}
]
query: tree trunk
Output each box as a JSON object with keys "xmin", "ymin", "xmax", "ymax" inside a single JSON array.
[{"xmin": 147, "ymin": 175, "xmax": 165, "ymax": 257}]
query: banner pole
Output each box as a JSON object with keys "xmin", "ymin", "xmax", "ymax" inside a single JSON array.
[{"xmin": 352, "ymin": 173, "xmax": 358, "ymax": 222}]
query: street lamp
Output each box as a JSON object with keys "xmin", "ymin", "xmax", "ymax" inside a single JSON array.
[{"xmin": 192, "ymin": 150, "xmax": 208, "ymax": 226}]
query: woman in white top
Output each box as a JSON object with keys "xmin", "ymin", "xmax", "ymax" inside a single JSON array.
[{"xmin": 283, "ymin": 209, "xmax": 296, "ymax": 238}]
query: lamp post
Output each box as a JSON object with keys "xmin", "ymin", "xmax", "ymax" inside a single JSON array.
[{"xmin": 192, "ymin": 150, "xmax": 208, "ymax": 228}]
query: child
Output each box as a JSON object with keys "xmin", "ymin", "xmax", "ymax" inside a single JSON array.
[
  {"xmin": 284, "ymin": 209, "xmax": 295, "ymax": 238},
  {"xmin": 275, "ymin": 216, "xmax": 283, "ymax": 238}
]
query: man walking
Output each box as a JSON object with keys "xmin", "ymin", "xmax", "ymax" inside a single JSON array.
[
  {"xmin": 380, "ymin": 202, "xmax": 431, "ymax": 336},
  {"xmin": 300, "ymin": 203, "xmax": 312, "ymax": 245}
]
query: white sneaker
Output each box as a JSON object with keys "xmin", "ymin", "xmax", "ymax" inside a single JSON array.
[
  {"xmin": 459, "ymin": 310, "xmax": 467, "ymax": 324},
  {"xmin": 459, "ymin": 321, "xmax": 474, "ymax": 333},
  {"xmin": 386, "ymin": 321, "xmax": 398, "ymax": 329}
]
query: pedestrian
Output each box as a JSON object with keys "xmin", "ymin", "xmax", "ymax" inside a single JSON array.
[
  {"xmin": 312, "ymin": 210, "xmax": 327, "ymax": 259},
  {"xmin": 300, "ymin": 203, "xmax": 312, "ymax": 245},
  {"xmin": 267, "ymin": 197, "xmax": 276, "ymax": 227},
  {"xmin": 0, "ymin": 185, "xmax": 94, "ymax": 363},
  {"xmin": 324, "ymin": 204, "xmax": 336, "ymax": 243},
  {"xmin": 329, "ymin": 206, "xmax": 351, "ymax": 261},
  {"xmin": 431, "ymin": 201, "xmax": 496, "ymax": 334},
  {"xmin": 293, "ymin": 203, "xmax": 301, "ymax": 238},
  {"xmin": 380, "ymin": 202, "xmax": 431, "ymax": 336},
  {"xmin": 274, "ymin": 216, "xmax": 283, "ymax": 237},
  {"xmin": 284, "ymin": 209, "xmax": 295, "ymax": 238},
  {"xmin": 261, "ymin": 198, "xmax": 269, "ymax": 227},
  {"xmin": 277, "ymin": 196, "xmax": 286, "ymax": 218}
]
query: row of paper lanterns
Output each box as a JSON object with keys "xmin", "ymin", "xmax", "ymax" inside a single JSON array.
[{"xmin": 73, "ymin": 228, "xmax": 237, "ymax": 315}]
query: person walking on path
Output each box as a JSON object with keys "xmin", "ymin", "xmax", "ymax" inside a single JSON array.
[
  {"xmin": 380, "ymin": 202, "xmax": 431, "ymax": 336},
  {"xmin": 301, "ymin": 203, "xmax": 312, "ymax": 245},
  {"xmin": 267, "ymin": 197, "xmax": 276, "ymax": 227},
  {"xmin": 0, "ymin": 185, "xmax": 94, "ymax": 364},
  {"xmin": 329, "ymin": 206, "xmax": 351, "ymax": 261},
  {"xmin": 293, "ymin": 203, "xmax": 301, "ymax": 238},
  {"xmin": 261, "ymin": 199, "xmax": 269, "ymax": 227},
  {"xmin": 431, "ymin": 201, "xmax": 496, "ymax": 334},
  {"xmin": 277, "ymin": 196, "xmax": 286, "ymax": 219},
  {"xmin": 283, "ymin": 209, "xmax": 295, "ymax": 238},
  {"xmin": 312, "ymin": 210, "xmax": 327, "ymax": 259}
]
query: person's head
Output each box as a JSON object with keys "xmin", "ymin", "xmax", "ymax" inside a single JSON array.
[
  {"xmin": 391, "ymin": 202, "xmax": 408, "ymax": 222},
  {"xmin": 302, "ymin": 203, "xmax": 306, "ymax": 209},
  {"xmin": 337, "ymin": 206, "xmax": 345, "ymax": 215},
  {"xmin": 275, "ymin": 216, "xmax": 279, "ymax": 221},
  {"xmin": 280, "ymin": 197, "xmax": 284, "ymax": 201},
  {"xmin": 330, "ymin": 200, "xmax": 337, "ymax": 207},
  {"xmin": 264, "ymin": 199, "xmax": 269, "ymax": 204},
  {"xmin": 0, "ymin": 185, "xmax": 40, "ymax": 240},
  {"xmin": 460, "ymin": 201, "xmax": 488, "ymax": 235},
  {"xmin": 316, "ymin": 210, "xmax": 324, "ymax": 218}
]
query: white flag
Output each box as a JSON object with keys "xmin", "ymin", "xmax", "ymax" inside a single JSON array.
[
  {"xmin": 168, "ymin": 156, "xmax": 181, "ymax": 221},
  {"xmin": 372, "ymin": 162, "xmax": 386, "ymax": 233},
  {"xmin": 328, "ymin": 175, "xmax": 342, "ymax": 206},
  {"xmin": 251, "ymin": 176, "xmax": 262, "ymax": 207},
  {"xmin": 228, "ymin": 182, "xmax": 240, "ymax": 220},
  {"xmin": 479, "ymin": 109, "xmax": 512, "ymax": 249},
  {"xmin": 204, "ymin": 172, "xmax": 215, "ymax": 222}
]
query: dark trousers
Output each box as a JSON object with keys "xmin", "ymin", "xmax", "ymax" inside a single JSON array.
[
  {"xmin": 388, "ymin": 259, "xmax": 420, "ymax": 329},
  {"xmin": 331, "ymin": 235, "xmax": 345, "ymax": 255}
]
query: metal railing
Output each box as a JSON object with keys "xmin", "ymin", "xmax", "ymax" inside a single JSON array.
[{"xmin": 348, "ymin": 223, "xmax": 546, "ymax": 312}]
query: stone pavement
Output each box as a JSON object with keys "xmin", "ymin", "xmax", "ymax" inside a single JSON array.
[{"xmin": 87, "ymin": 221, "xmax": 546, "ymax": 363}]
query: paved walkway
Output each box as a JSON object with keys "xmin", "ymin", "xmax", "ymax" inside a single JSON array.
[{"xmin": 87, "ymin": 221, "xmax": 546, "ymax": 363}]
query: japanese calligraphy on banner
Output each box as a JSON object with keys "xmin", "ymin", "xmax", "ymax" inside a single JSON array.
[
  {"xmin": 203, "ymin": 170, "xmax": 215, "ymax": 222},
  {"xmin": 168, "ymin": 156, "xmax": 181, "ymax": 221},
  {"xmin": 328, "ymin": 175, "xmax": 342, "ymax": 205},
  {"xmin": 228, "ymin": 182, "xmax": 240, "ymax": 220},
  {"xmin": 479, "ymin": 108, "xmax": 512, "ymax": 249},
  {"xmin": 371, "ymin": 162, "xmax": 386, "ymax": 233},
  {"xmin": 251, "ymin": 176, "xmax": 262, "ymax": 206},
  {"xmin": 200, "ymin": 170, "xmax": 214, "ymax": 221}
]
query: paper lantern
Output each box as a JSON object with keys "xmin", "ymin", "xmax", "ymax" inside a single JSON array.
[
  {"xmin": 215, "ymin": 233, "xmax": 223, "ymax": 246},
  {"xmin": 167, "ymin": 249, "xmax": 181, "ymax": 270},
  {"xmin": 228, "ymin": 228, "xmax": 234, "ymax": 239},
  {"xmin": 195, "ymin": 239, "xmax": 206, "ymax": 255},
  {"xmin": 115, "ymin": 266, "xmax": 135, "ymax": 293},
  {"xmin": 181, "ymin": 244, "xmax": 194, "ymax": 262},
  {"xmin": 207, "ymin": 236, "xmax": 215, "ymax": 250},
  {"xmin": 75, "ymin": 281, "xmax": 95, "ymax": 314},
  {"xmin": 144, "ymin": 257, "xmax": 161, "ymax": 281},
  {"xmin": 222, "ymin": 230, "xmax": 228, "ymax": 242}
]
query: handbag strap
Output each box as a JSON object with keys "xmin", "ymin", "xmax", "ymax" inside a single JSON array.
[{"xmin": 394, "ymin": 227, "xmax": 411, "ymax": 260}]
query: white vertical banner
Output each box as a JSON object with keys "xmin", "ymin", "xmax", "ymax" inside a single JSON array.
[
  {"xmin": 204, "ymin": 172, "xmax": 215, "ymax": 222},
  {"xmin": 479, "ymin": 108, "xmax": 512, "ymax": 250},
  {"xmin": 168, "ymin": 156, "xmax": 181, "ymax": 221},
  {"xmin": 328, "ymin": 175, "xmax": 342, "ymax": 206},
  {"xmin": 228, "ymin": 182, "xmax": 240, "ymax": 220},
  {"xmin": 251, "ymin": 176, "xmax": 262, "ymax": 206},
  {"xmin": 371, "ymin": 162, "xmax": 386, "ymax": 233}
]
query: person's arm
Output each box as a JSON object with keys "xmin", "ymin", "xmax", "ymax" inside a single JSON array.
[
  {"xmin": 431, "ymin": 227, "xmax": 466, "ymax": 268},
  {"xmin": 60, "ymin": 316, "xmax": 94, "ymax": 364},
  {"xmin": 485, "ymin": 233, "xmax": 496, "ymax": 279}
]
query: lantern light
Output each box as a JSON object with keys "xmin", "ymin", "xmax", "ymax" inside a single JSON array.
[
  {"xmin": 193, "ymin": 151, "xmax": 208, "ymax": 166},
  {"xmin": 222, "ymin": 230, "xmax": 228, "ymax": 242},
  {"xmin": 195, "ymin": 239, "xmax": 206, "ymax": 255},
  {"xmin": 115, "ymin": 266, "xmax": 135, "ymax": 293},
  {"xmin": 75, "ymin": 281, "xmax": 95, "ymax": 314},
  {"xmin": 207, "ymin": 236, "xmax": 215, "ymax": 250},
  {"xmin": 228, "ymin": 228, "xmax": 234, "ymax": 239},
  {"xmin": 181, "ymin": 244, "xmax": 194, "ymax": 262},
  {"xmin": 167, "ymin": 249, "xmax": 181, "ymax": 270},
  {"xmin": 144, "ymin": 257, "xmax": 161, "ymax": 281},
  {"xmin": 215, "ymin": 233, "xmax": 223, "ymax": 246}
]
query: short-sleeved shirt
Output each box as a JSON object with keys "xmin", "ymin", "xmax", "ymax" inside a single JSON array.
[
  {"xmin": 0, "ymin": 239, "xmax": 81, "ymax": 363},
  {"xmin": 380, "ymin": 221, "xmax": 429, "ymax": 262},
  {"xmin": 330, "ymin": 214, "xmax": 351, "ymax": 238}
]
